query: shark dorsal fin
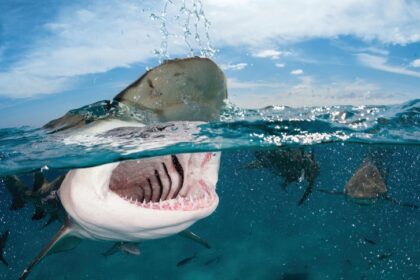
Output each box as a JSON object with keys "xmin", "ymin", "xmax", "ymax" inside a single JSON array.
[
  {"xmin": 344, "ymin": 160, "xmax": 387, "ymax": 199},
  {"xmin": 19, "ymin": 222, "xmax": 81, "ymax": 280}
]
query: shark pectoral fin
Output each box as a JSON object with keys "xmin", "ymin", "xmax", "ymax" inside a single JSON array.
[
  {"xmin": 19, "ymin": 224, "xmax": 81, "ymax": 280},
  {"xmin": 179, "ymin": 230, "xmax": 211, "ymax": 249}
]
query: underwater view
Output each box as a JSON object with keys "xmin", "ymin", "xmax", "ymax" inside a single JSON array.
[{"xmin": 1, "ymin": 1, "xmax": 420, "ymax": 280}]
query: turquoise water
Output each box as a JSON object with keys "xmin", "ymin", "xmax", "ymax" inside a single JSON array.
[{"xmin": 0, "ymin": 99, "xmax": 419, "ymax": 279}]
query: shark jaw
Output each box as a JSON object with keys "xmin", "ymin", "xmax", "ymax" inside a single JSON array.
[
  {"xmin": 109, "ymin": 153, "xmax": 218, "ymax": 211},
  {"xmin": 58, "ymin": 152, "xmax": 220, "ymax": 241}
]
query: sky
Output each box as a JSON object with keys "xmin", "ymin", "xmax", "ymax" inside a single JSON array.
[{"xmin": 0, "ymin": 0, "xmax": 419, "ymax": 127}]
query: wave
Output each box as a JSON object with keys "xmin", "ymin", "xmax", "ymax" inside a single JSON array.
[{"xmin": 0, "ymin": 99, "xmax": 418, "ymax": 176}]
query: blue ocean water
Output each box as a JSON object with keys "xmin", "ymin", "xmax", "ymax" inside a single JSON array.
[{"xmin": 0, "ymin": 99, "xmax": 419, "ymax": 279}]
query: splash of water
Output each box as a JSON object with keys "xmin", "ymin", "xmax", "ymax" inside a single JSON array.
[{"xmin": 150, "ymin": 0, "xmax": 216, "ymax": 62}]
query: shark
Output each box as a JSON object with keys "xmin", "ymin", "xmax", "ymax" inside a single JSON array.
[
  {"xmin": 3, "ymin": 173, "xmax": 65, "ymax": 227},
  {"xmin": 4, "ymin": 57, "xmax": 227, "ymax": 279},
  {"xmin": 316, "ymin": 155, "xmax": 419, "ymax": 209},
  {"xmin": 244, "ymin": 147, "xmax": 320, "ymax": 205}
]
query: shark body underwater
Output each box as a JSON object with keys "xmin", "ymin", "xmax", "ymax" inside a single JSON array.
[
  {"xmin": 244, "ymin": 148, "xmax": 320, "ymax": 206},
  {"xmin": 3, "ymin": 57, "xmax": 227, "ymax": 279},
  {"xmin": 316, "ymin": 149, "xmax": 419, "ymax": 209}
]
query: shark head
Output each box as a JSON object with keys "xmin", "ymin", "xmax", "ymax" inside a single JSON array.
[
  {"xmin": 18, "ymin": 57, "xmax": 227, "ymax": 279},
  {"xmin": 57, "ymin": 57, "xmax": 226, "ymax": 241},
  {"xmin": 17, "ymin": 57, "xmax": 227, "ymax": 279},
  {"xmin": 59, "ymin": 152, "xmax": 220, "ymax": 241}
]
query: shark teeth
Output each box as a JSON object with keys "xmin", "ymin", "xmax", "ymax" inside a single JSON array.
[{"xmin": 121, "ymin": 182, "xmax": 216, "ymax": 211}]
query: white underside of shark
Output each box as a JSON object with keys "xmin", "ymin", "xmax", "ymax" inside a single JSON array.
[{"xmin": 60, "ymin": 149, "xmax": 220, "ymax": 241}]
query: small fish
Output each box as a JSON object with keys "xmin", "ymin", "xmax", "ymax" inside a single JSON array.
[
  {"xmin": 177, "ymin": 253, "xmax": 197, "ymax": 267},
  {"xmin": 102, "ymin": 242, "xmax": 140, "ymax": 258},
  {"xmin": 363, "ymin": 237, "xmax": 376, "ymax": 245},
  {"xmin": 204, "ymin": 255, "xmax": 222, "ymax": 266},
  {"xmin": 377, "ymin": 252, "xmax": 392, "ymax": 260}
]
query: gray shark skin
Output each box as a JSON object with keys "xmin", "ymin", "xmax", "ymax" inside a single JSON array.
[
  {"xmin": 245, "ymin": 147, "xmax": 320, "ymax": 206},
  {"xmin": 43, "ymin": 57, "xmax": 227, "ymax": 133},
  {"xmin": 344, "ymin": 160, "xmax": 387, "ymax": 199},
  {"xmin": 3, "ymin": 57, "xmax": 226, "ymax": 280},
  {"xmin": 343, "ymin": 159, "xmax": 418, "ymax": 208}
]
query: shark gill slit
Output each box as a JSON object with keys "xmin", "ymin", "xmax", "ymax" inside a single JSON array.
[
  {"xmin": 161, "ymin": 162, "xmax": 172, "ymax": 200},
  {"xmin": 171, "ymin": 155, "xmax": 184, "ymax": 199},
  {"xmin": 109, "ymin": 156, "xmax": 187, "ymax": 204},
  {"xmin": 147, "ymin": 178, "xmax": 153, "ymax": 203},
  {"xmin": 137, "ymin": 184, "xmax": 144, "ymax": 202},
  {"xmin": 154, "ymin": 170, "xmax": 163, "ymax": 201}
]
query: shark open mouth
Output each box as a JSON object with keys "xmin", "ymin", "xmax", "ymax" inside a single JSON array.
[{"xmin": 109, "ymin": 154, "xmax": 217, "ymax": 211}]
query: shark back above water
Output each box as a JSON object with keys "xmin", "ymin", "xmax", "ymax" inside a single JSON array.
[
  {"xmin": 14, "ymin": 57, "xmax": 227, "ymax": 279},
  {"xmin": 43, "ymin": 57, "xmax": 227, "ymax": 133}
]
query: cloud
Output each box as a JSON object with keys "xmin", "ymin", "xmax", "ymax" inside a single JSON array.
[
  {"xmin": 220, "ymin": 63, "xmax": 248, "ymax": 71},
  {"xmin": 229, "ymin": 77, "xmax": 406, "ymax": 108},
  {"xmin": 357, "ymin": 53, "xmax": 420, "ymax": 78},
  {"xmin": 0, "ymin": 1, "xmax": 168, "ymax": 98},
  {"xmin": 410, "ymin": 59, "xmax": 420, "ymax": 68},
  {"xmin": 252, "ymin": 49, "xmax": 286, "ymax": 59},
  {"xmin": 275, "ymin": 63, "xmax": 285, "ymax": 68},
  {"xmin": 290, "ymin": 69, "xmax": 304, "ymax": 75},
  {"xmin": 2, "ymin": 0, "xmax": 420, "ymax": 100},
  {"xmin": 227, "ymin": 78, "xmax": 286, "ymax": 89},
  {"xmin": 205, "ymin": 0, "xmax": 420, "ymax": 46}
]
